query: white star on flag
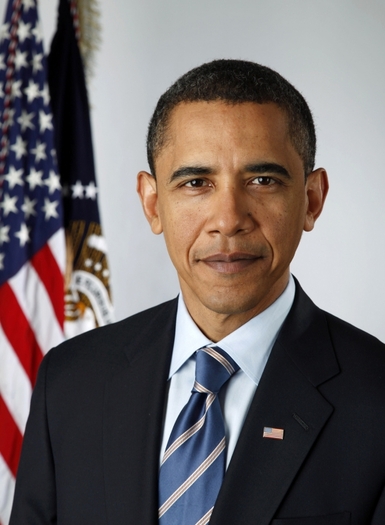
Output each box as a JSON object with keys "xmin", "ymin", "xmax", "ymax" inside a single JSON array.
[
  {"xmin": 10, "ymin": 135, "xmax": 27, "ymax": 159},
  {"xmin": 0, "ymin": 193, "xmax": 18, "ymax": 216},
  {"xmin": 0, "ymin": 252, "xmax": 4, "ymax": 270},
  {"xmin": 31, "ymin": 51, "xmax": 43, "ymax": 73},
  {"xmin": 31, "ymin": 22, "xmax": 43, "ymax": 43},
  {"xmin": 4, "ymin": 165, "xmax": 24, "ymax": 188},
  {"xmin": 40, "ymin": 82, "xmax": 50, "ymax": 105},
  {"xmin": 71, "ymin": 180, "xmax": 84, "ymax": 198},
  {"xmin": 24, "ymin": 79, "xmax": 40, "ymax": 102},
  {"xmin": 14, "ymin": 222, "xmax": 31, "ymax": 246},
  {"xmin": 5, "ymin": 107, "xmax": 15, "ymax": 126},
  {"xmin": 31, "ymin": 140, "xmax": 47, "ymax": 162},
  {"xmin": 44, "ymin": 170, "xmax": 61, "ymax": 194},
  {"xmin": 0, "ymin": 224, "xmax": 10, "ymax": 244},
  {"xmin": 21, "ymin": 195, "xmax": 37, "ymax": 218},
  {"xmin": 17, "ymin": 20, "xmax": 31, "ymax": 42},
  {"xmin": 17, "ymin": 109, "xmax": 35, "ymax": 131},
  {"xmin": 26, "ymin": 167, "xmax": 43, "ymax": 189},
  {"xmin": 42, "ymin": 198, "xmax": 59, "ymax": 220},
  {"xmin": 0, "ymin": 22, "xmax": 10, "ymax": 41},
  {"xmin": 11, "ymin": 79, "xmax": 22, "ymax": 98},
  {"xmin": 39, "ymin": 110, "xmax": 53, "ymax": 132},
  {"xmin": 0, "ymin": 52, "xmax": 5, "ymax": 69},
  {"xmin": 14, "ymin": 49, "xmax": 28, "ymax": 70},
  {"xmin": 85, "ymin": 181, "xmax": 98, "ymax": 200}
]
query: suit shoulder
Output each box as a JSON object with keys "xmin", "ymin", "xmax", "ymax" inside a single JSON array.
[
  {"xmin": 324, "ymin": 310, "xmax": 384, "ymax": 352},
  {"xmin": 322, "ymin": 310, "xmax": 385, "ymax": 390},
  {"xmin": 286, "ymin": 281, "xmax": 385, "ymax": 390},
  {"xmin": 47, "ymin": 298, "xmax": 178, "ymax": 368},
  {"xmin": 292, "ymin": 279, "xmax": 384, "ymax": 356}
]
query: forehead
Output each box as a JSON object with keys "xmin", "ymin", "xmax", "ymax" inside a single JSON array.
[
  {"xmin": 155, "ymin": 101, "xmax": 296, "ymax": 172},
  {"xmin": 168, "ymin": 100, "xmax": 288, "ymax": 136}
]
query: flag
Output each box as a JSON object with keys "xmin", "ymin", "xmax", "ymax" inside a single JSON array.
[
  {"xmin": 0, "ymin": 0, "xmax": 65, "ymax": 523},
  {"xmin": 48, "ymin": 0, "xmax": 113, "ymax": 338},
  {"xmin": 263, "ymin": 426, "xmax": 285, "ymax": 440}
]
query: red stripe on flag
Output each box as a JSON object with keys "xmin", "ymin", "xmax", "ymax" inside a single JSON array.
[
  {"xmin": 31, "ymin": 243, "xmax": 64, "ymax": 328},
  {"xmin": 0, "ymin": 283, "xmax": 43, "ymax": 386},
  {"xmin": 0, "ymin": 395, "xmax": 23, "ymax": 477}
]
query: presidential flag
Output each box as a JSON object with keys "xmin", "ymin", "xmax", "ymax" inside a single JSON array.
[
  {"xmin": 48, "ymin": 0, "xmax": 113, "ymax": 338},
  {"xmin": 0, "ymin": 0, "xmax": 65, "ymax": 523}
]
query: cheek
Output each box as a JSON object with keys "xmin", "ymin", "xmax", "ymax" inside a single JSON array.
[
  {"xmin": 160, "ymin": 203, "xmax": 203, "ymax": 260},
  {"xmin": 258, "ymin": 198, "xmax": 305, "ymax": 255}
]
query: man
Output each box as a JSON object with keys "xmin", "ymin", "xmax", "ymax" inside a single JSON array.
[{"xmin": 10, "ymin": 60, "xmax": 385, "ymax": 524}]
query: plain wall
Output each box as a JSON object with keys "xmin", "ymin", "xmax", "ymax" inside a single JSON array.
[{"xmin": 2, "ymin": 0, "xmax": 385, "ymax": 341}]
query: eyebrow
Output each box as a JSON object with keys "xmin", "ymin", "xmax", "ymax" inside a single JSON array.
[
  {"xmin": 169, "ymin": 161, "xmax": 291, "ymax": 183},
  {"xmin": 169, "ymin": 165, "xmax": 213, "ymax": 183},
  {"xmin": 244, "ymin": 162, "xmax": 291, "ymax": 179}
]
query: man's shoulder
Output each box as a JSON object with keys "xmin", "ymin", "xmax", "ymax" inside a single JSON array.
[
  {"xmin": 47, "ymin": 297, "xmax": 178, "ymax": 369},
  {"xmin": 286, "ymin": 279, "xmax": 385, "ymax": 373},
  {"xmin": 292, "ymin": 278, "xmax": 384, "ymax": 349},
  {"xmin": 69, "ymin": 297, "xmax": 178, "ymax": 344},
  {"xmin": 282, "ymin": 281, "xmax": 385, "ymax": 405},
  {"xmin": 324, "ymin": 309, "xmax": 383, "ymax": 347},
  {"xmin": 299, "ymin": 283, "xmax": 385, "ymax": 379},
  {"xmin": 323, "ymin": 308, "xmax": 385, "ymax": 366}
]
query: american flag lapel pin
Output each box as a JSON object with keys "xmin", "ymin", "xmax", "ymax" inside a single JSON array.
[{"xmin": 263, "ymin": 427, "xmax": 284, "ymax": 440}]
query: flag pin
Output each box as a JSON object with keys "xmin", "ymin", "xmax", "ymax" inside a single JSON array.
[{"xmin": 263, "ymin": 427, "xmax": 284, "ymax": 440}]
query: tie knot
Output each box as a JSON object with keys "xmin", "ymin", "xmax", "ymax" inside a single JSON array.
[{"xmin": 193, "ymin": 346, "xmax": 239, "ymax": 395}]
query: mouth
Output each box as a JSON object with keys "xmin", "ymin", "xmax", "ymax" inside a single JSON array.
[{"xmin": 200, "ymin": 252, "xmax": 263, "ymax": 274}]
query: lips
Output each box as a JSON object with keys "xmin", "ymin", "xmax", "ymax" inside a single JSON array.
[{"xmin": 200, "ymin": 252, "xmax": 263, "ymax": 274}]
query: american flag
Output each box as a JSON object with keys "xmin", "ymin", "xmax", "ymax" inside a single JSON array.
[
  {"xmin": 263, "ymin": 427, "xmax": 285, "ymax": 440},
  {"xmin": 0, "ymin": 1, "xmax": 65, "ymax": 523}
]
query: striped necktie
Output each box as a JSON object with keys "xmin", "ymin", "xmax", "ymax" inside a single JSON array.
[{"xmin": 158, "ymin": 346, "xmax": 239, "ymax": 525}]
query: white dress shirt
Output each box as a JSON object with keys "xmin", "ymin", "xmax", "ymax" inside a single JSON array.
[{"xmin": 160, "ymin": 275, "xmax": 296, "ymax": 468}]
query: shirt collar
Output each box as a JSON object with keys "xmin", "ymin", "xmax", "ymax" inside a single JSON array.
[{"xmin": 170, "ymin": 275, "xmax": 296, "ymax": 384}]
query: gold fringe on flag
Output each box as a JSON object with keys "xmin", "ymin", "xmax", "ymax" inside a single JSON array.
[{"xmin": 73, "ymin": 0, "xmax": 101, "ymax": 81}]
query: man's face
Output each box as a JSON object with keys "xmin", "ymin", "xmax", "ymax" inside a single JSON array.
[{"xmin": 138, "ymin": 101, "xmax": 327, "ymax": 337}]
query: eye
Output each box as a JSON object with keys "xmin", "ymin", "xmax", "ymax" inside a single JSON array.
[
  {"xmin": 250, "ymin": 176, "xmax": 276, "ymax": 186},
  {"xmin": 184, "ymin": 178, "xmax": 208, "ymax": 188}
]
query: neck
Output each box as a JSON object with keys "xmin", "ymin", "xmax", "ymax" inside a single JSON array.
[{"xmin": 180, "ymin": 275, "xmax": 290, "ymax": 342}]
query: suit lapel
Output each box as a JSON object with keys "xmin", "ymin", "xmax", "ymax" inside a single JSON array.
[
  {"xmin": 102, "ymin": 299, "xmax": 177, "ymax": 525},
  {"xmin": 211, "ymin": 282, "xmax": 340, "ymax": 525}
]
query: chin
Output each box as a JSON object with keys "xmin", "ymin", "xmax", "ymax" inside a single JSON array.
[{"xmin": 201, "ymin": 290, "xmax": 262, "ymax": 317}]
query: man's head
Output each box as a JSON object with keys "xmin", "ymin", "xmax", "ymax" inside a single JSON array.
[
  {"xmin": 138, "ymin": 60, "xmax": 328, "ymax": 341},
  {"xmin": 147, "ymin": 59, "xmax": 316, "ymax": 177}
]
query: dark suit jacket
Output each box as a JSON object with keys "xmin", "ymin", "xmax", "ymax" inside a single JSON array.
[{"xmin": 10, "ymin": 282, "xmax": 385, "ymax": 525}]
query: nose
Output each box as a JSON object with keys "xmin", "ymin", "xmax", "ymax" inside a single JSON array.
[{"xmin": 206, "ymin": 185, "xmax": 255, "ymax": 237}]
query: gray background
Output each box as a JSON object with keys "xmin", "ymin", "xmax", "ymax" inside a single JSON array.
[{"xmin": 3, "ymin": 0, "xmax": 385, "ymax": 341}]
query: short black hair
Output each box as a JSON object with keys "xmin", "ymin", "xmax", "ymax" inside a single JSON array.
[{"xmin": 146, "ymin": 59, "xmax": 316, "ymax": 177}]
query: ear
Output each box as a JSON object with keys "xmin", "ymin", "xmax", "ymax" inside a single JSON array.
[
  {"xmin": 136, "ymin": 171, "xmax": 163, "ymax": 234},
  {"xmin": 303, "ymin": 168, "xmax": 329, "ymax": 232}
]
